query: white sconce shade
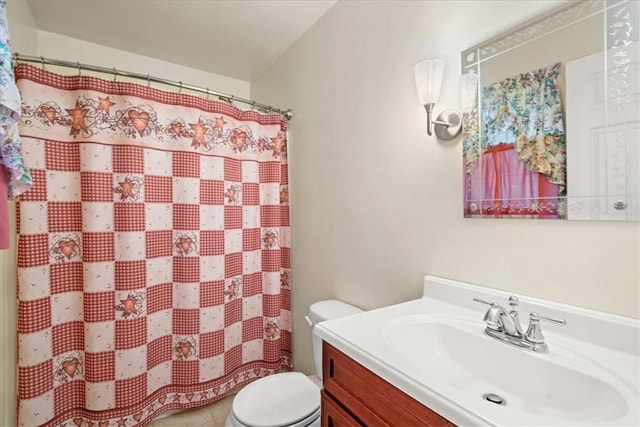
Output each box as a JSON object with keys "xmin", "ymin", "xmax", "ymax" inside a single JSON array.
[
  {"xmin": 413, "ymin": 58, "xmax": 461, "ymax": 140},
  {"xmin": 414, "ymin": 59, "xmax": 444, "ymax": 105}
]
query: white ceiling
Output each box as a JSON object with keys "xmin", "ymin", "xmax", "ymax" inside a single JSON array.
[{"xmin": 25, "ymin": 0, "xmax": 337, "ymax": 82}]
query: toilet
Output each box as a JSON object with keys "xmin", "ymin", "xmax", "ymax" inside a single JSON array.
[{"xmin": 225, "ymin": 300, "xmax": 363, "ymax": 427}]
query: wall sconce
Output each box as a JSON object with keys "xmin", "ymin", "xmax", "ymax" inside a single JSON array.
[{"xmin": 414, "ymin": 59, "xmax": 462, "ymax": 140}]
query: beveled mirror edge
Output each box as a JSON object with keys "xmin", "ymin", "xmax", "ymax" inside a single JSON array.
[{"xmin": 461, "ymin": 0, "xmax": 616, "ymax": 69}]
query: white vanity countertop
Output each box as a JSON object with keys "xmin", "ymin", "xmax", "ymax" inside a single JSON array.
[{"xmin": 315, "ymin": 275, "xmax": 640, "ymax": 427}]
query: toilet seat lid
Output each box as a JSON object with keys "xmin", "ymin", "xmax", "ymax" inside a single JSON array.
[{"xmin": 232, "ymin": 372, "xmax": 320, "ymax": 427}]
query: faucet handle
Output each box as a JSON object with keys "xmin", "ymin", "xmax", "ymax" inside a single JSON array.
[
  {"xmin": 474, "ymin": 296, "xmax": 519, "ymax": 310},
  {"xmin": 525, "ymin": 311, "xmax": 566, "ymax": 346},
  {"xmin": 535, "ymin": 312, "xmax": 567, "ymax": 326},
  {"xmin": 473, "ymin": 297, "xmax": 494, "ymax": 306},
  {"xmin": 473, "ymin": 298, "xmax": 506, "ymax": 331}
]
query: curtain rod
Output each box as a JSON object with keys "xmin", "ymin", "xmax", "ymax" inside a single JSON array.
[{"xmin": 12, "ymin": 53, "xmax": 293, "ymax": 121}]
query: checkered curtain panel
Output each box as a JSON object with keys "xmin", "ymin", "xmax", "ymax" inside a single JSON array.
[{"xmin": 14, "ymin": 63, "xmax": 292, "ymax": 427}]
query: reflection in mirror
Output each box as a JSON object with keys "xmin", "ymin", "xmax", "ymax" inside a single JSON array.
[{"xmin": 462, "ymin": 0, "xmax": 639, "ymax": 221}]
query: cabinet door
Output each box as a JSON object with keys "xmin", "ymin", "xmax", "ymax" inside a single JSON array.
[{"xmin": 322, "ymin": 342, "xmax": 454, "ymax": 427}]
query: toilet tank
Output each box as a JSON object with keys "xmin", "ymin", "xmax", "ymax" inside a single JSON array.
[{"xmin": 306, "ymin": 300, "xmax": 363, "ymax": 380}]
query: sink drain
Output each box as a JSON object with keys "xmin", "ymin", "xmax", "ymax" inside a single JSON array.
[{"xmin": 482, "ymin": 393, "xmax": 506, "ymax": 406}]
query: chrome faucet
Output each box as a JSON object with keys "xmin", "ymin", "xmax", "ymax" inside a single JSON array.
[{"xmin": 473, "ymin": 296, "xmax": 566, "ymax": 353}]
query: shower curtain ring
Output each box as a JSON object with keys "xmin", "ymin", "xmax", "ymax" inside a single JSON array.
[
  {"xmin": 77, "ymin": 62, "xmax": 81, "ymax": 76},
  {"xmin": 40, "ymin": 55, "xmax": 45, "ymax": 70},
  {"xmin": 179, "ymin": 81, "xmax": 183, "ymax": 94},
  {"xmin": 147, "ymin": 74, "xmax": 151, "ymax": 87},
  {"xmin": 206, "ymin": 89, "xmax": 210, "ymax": 100},
  {"xmin": 113, "ymin": 67, "xmax": 117, "ymax": 82}
]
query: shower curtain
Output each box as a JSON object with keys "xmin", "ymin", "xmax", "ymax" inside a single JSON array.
[{"xmin": 14, "ymin": 63, "xmax": 292, "ymax": 427}]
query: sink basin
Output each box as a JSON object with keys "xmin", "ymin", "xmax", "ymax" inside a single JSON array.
[
  {"xmin": 384, "ymin": 315, "xmax": 632, "ymax": 425},
  {"xmin": 316, "ymin": 275, "xmax": 639, "ymax": 427}
]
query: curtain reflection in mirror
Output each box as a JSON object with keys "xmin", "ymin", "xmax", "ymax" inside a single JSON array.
[{"xmin": 464, "ymin": 63, "xmax": 567, "ymax": 218}]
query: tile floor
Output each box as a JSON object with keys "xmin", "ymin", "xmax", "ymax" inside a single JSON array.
[{"xmin": 148, "ymin": 394, "xmax": 234, "ymax": 427}]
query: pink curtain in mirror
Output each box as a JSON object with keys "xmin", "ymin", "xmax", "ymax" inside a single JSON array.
[
  {"xmin": 15, "ymin": 63, "xmax": 292, "ymax": 426},
  {"xmin": 465, "ymin": 143, "xmax": 559, "ymax": 218}
]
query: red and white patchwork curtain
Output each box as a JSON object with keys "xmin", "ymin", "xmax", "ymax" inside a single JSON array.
[{"xmin": 14, "ymin": 63, "xmax": 292, "ymax": 427}]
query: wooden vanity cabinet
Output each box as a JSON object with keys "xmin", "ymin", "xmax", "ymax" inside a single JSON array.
[{"xmin": 321, "ymin": 342, "xmax": 456, "ymax": 427}]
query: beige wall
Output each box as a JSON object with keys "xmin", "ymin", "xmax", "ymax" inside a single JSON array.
[
  {"xmin": 36, "ymin": 31, "xmax": 250, "ymax": 98},
  {"xmin": 2, "ymin": 2, "xmax": 250, "ymax": 424},
  {"xmin": 251, "ymin": 0, "xmax": 640, "ymax": 376}
]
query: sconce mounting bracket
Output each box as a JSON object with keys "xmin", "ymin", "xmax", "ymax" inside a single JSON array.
[{"xmin": 434, "ymin": 109, "xmax": 462, "ymax": 141}]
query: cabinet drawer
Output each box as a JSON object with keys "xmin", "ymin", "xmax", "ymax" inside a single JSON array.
[
  {"xmin": 321, "ymin": 389, "xmax": 361, "ymax": 427},
  {"xmin": 322, "ymin": 342, "xmax": 454, "ymax": 427}
]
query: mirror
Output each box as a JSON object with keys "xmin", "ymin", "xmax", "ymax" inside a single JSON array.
[{"xmin": 462, "ymin": 0, "xmax": 639, "ymax": 220}]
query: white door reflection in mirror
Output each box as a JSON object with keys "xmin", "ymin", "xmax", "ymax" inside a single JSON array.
[{"xmin": 566, "ymin": 47, "xmax": 639, "ymax": 220}]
